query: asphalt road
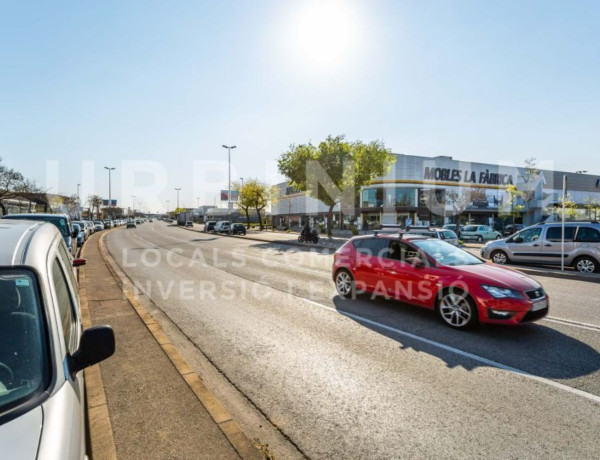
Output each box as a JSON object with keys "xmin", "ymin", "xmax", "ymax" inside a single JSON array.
[{"xmin": 106, "ymin": 222, "xmax": 600, "ymax": 459}]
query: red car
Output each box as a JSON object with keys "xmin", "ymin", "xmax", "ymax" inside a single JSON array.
[{"xmin": 332, "ymin": 234, "xmax": 549, "ymax": 329}]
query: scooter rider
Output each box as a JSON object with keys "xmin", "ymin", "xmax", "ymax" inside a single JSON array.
[{"xmin": 301, "ymin": 221, "xmax": 311, "ymax": 239}]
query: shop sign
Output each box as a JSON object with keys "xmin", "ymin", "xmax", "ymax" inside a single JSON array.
[{"xmin": 424, "ymin": 167, "xmax": 513, "ymax": 185}]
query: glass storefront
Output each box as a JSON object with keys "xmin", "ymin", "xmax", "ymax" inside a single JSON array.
[{"xmin": 362, "ymin": 187, "xmax": 417, "ymax": 208}]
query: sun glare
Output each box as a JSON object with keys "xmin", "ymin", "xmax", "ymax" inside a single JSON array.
[{"xmin": 288, "ymin": 0, "xmax": 360, "ymax": 71}]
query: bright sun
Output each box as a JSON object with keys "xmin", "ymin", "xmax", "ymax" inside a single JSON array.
[{"xmin": 287, "ymin": 0, "xmax": 360, "ymax": 70}]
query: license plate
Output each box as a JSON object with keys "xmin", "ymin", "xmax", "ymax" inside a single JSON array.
[{"xmin": 532, "ymin": 299, "xmax": 548, "ymax": 311}]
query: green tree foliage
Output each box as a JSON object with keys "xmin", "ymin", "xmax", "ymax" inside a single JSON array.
[
  {"xmin": 235, "ymin": 178, "xmax": 276, "ymax": 230},
  {"xmin": 557, "ymin": 193, "xmax": 578, "ymax": 220},
  {"xmin": 498, "ymin": 184, "xmax": 525, "ymax": 224},
  {"xmin": 278, "ymin": 135, "xmax": 394, "ymax": 237}
]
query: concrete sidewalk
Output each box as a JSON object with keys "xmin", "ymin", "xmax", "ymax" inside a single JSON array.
[{"xmin": 80, "ymin": 231, "xmax": 263, "ymax": 460}]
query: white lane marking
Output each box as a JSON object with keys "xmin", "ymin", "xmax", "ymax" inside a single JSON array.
[
  {"xmin": 543, "ymin": 317, "xmax": 600, "ymax": 332},
  {"xmin": 301, "ymin": 299, "xmax": 600, "ymax": 406}
]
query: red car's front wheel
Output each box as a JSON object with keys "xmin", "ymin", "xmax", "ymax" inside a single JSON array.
[
  {"xmin": 437, "ymin": 290, "xmax": 478, "ymax": 330},
  {"xmin": 335, "ymin": 269, "xmax": 355, "ymax": 298}
]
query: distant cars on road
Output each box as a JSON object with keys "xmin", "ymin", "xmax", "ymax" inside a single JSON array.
[
  {"xmin": 126, "ymin": 219, "xmax": 136, "ymax": 229},
  {"xmin": 0, "ymin": 220, "xmax": 115, "ymax": 459},
  {"xmin": 185, "ymin": 221, "xmax": 193, "ymax": 227},
  {"xmin": 481, "ymin": 221, "xmax": 600, "ymax": 273},
  {"xmin": 332, "ymin": 233, "xmax": 549, "ymax": 329},
  {"xmin": 204, "ymin": 221, "xmax": 217, "ymax": 232}
]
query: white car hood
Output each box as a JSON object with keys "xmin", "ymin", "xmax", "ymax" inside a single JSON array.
[{"xmin": 0, "ymin": 406, "xmax": 43, "ymax": 459}]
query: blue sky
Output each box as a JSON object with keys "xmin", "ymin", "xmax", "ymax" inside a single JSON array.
[{"xmin": 1, "ymin": 0, "xmax": 598, "ymax": 212}]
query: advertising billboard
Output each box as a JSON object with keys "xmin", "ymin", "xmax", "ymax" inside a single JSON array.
[{"xmin": 220, "ymin": 190, "xmax": 239, "ymax": 201}]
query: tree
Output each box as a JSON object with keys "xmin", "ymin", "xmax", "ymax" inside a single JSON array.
[
  {"xmin": 0, "ymin": 157, "xmax": 42, "ymax": 215},
  {"xmin": 583, "ymin": 196, "xmax": 600, "ymax": 220},
  {"xmin": 88, "ymin": 194, "xmax": 103, "ymax": 220},
  {"xmin": 445, "ymin": 187, "xmax": 476, "ymax": 238},
  {"xmin": 63, "ymin": 194, "xmax": 80, "ymax": 218},
  {"xmin": 233, "ymin": 181, "xmax": 252, "ymax": 226},
  {"xmin": 498, "ymin": 184, "xmax": 525, "ymax": 230},
  {"xmin": 278, "ymin": 135, "xmax": 394, "ymax": 237},
  {"xmin": 519, "ymin": 157, "xmax": 540, "ymax": 223},
  {"xmin": 557, "ymin": 193, "xmax": 578, "ymax": 220},
  {"xmin": 239, "ymin": 179, "xmax": 275, "ymax": 230}
]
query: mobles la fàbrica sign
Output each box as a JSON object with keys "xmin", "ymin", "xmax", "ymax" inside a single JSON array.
[{"xmin": 424, "ymin": 167, "xmax": 514, "ymax": 185}]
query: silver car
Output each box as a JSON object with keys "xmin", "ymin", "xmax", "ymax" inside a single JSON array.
[
  {"xmin": 481, "ymin": 222, "xmax": 600, "ymax": 273},
  {"xmin": 406, "ymin": 227, "xmax": 460, "ymax": 246},
  {"xmin": 0, "ymin": 220, "xmax": 115, "ymax": 459}
]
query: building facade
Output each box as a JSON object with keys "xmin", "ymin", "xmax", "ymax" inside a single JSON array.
[{"xmin": 272, "ymin": 154, "xmax": 600, "ymax": 231}]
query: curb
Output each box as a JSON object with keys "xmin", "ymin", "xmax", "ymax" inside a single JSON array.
[
  {"xmin": 98, "ymin": 232, "xmax": 265, "ymax": 460},
  {"xmin": 80, "ymin": 235, "xmax": 118, "ymax": 460}
]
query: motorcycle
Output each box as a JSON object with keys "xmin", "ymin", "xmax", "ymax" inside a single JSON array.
[{"xmin": 298, "ymin": 229, "xmax": 320, "ymax": 244}]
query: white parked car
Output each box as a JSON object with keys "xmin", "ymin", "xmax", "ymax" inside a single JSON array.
[
  {"xmin": 0, "ymin": 220, "xmax": 115, "ymax": 459},
  {"xmin": 214, "ymin": 221, "xmax": 231, "ymax": 233}
]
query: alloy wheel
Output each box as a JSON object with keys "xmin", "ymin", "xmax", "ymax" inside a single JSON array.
[
  {"xmin": 491, "ymin": 251, "xmax": 508, "ymax": 265},
  {"xmin": 335, "ymin": 271, "xmax": 353, "ymax": 297},
  {"xmin": 576, "ymin": 258, "xmax": 596, "ymax": 273},
  {"xmin": 439, "ymin": 292, "xmax": 474, "ymax": 328}
]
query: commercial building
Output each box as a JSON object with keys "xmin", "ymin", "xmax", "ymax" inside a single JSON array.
[{"xmin": 271, "ymin": 153, "xmax": 600, "ymax": 231}]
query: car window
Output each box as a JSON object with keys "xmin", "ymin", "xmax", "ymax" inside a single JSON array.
[
  {"xmin": 0, "ymin": 270, "xmax": 49, "ymax": 414},
  {"xmin": 546, "ymin": 227, "xmax": 575, "ymax": 242},
  {"xmin": 513, "ymin": 227, "xmax": 542, "ymax": 242},
  {"xmin": 353, "ymin": 238, "xmax": 391, "ymax": 257},
  {"xmin": 51, "ymin": 258, "xmax": 77, "ymax": 353},
  {"xmin": 412, "ymin": 239, "xmax": 483, "ymax": 266},
  {"xmin": 576, "ymin": 227, "xmax": 600, "ymax": 243},
  {"xmin": 463, "ymin": 225, "xmax": 477, "ymax": 232},
  {"xmin": 443, "ymin": 231, "xmax": 457, "ymax": 239}
]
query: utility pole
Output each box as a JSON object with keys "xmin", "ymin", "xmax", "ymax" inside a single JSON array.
[
  {"xmin": 104, "ymin": 167, "xmax": 116, "ymax": 220},
  {"xmin": 131, "ymin": 196, "xmax": 136, "ymax": 217},
  {"xmin": 222, "ymin": 145, "xmax": 237, "ymax": 210},
  {"xmin": 175, "ymin": 188, "xmax": 181, "ymax": 210}
]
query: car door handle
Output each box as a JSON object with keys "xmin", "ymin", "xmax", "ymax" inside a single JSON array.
[
  {"xmin": 544, "ymin": 244, "xmax": 552, "ymax": 247},
  {"xmin": 532, "ymin": 244, "xmax": 540, "ymax": 247}
]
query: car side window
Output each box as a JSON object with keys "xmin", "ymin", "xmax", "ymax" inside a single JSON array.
[
  {"xmin": 576, "ymin": 227, "xmax": 600, "ymax": 243},
  {"xmin": 514, "ymin": 227, "xmax": 542, "ymax": 242},
  {"xmin": 546, "ymin": 227, "xmax": 575, "ymax": 242},
  {"xmin": 51, "ymin": 258, "xmax": 77, "ymax": 353},
  {"xmin": 353, "ymin": 238, "xmax": 391, "ymax": 258}
]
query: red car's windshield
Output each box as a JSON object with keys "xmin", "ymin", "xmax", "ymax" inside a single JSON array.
[{"xmin": 413, "ymin": 239, "xmax": 484, "ymax": 266}]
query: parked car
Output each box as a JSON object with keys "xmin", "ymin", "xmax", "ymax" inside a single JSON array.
[
  {"xmin": 72, "ymin": 223, "xmax": 85, "ymax": 247},
  {"xmin": 481, "ymin": 221, "xmax": 600, "ymax": 273},
  {"xmin": 93, "ymin": 220, "xmax": 104, "ymax": 232},
  {"xmin": 503, "ymin": 224, "xmax": 525, "ymax": 236},
  {"xmin": 83, "ymin": 220, "xmax": 95, "ymax": 234},
  {"xmin": 332, "ymin": 234, "xmax": 549, "ymax": 329},
  {"xmin": 185, "ymin": 221, "xmax": 193, "ymax": 227},
  {"xmin": 230, "ymin": 223, "xmax": 247, "ymax": 235},
  {"xmin": 214, "ymin": 221, "xmax": 231, "ymax": 233},
  {"xmin": 72, "ymin": 220, "xmax": 90, "ymax": 240},
  {"xmin": 204, "ymin": 221, "xmax": 217, "ymax": 232},
  {"xmin": 406, "ymin": 227, "xmax": 459, "ymax": 246},
  {"xmin": 2, "ymin": 213, "xmax": 78, "ymax": 254},
  {"xmin": 460, "ymin": 225, "xmax": 502, "ymax": 242},
  {"xmin": 126, "ymin": 220, "xmax": 136, "ymax": 228},
  {"xmin": 0, "ymin": 220, "xmax": 115, "ymax": 459}
]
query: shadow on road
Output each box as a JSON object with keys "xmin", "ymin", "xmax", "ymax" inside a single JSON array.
[{"xmin": 332, "ymin": 295, "xmax": 600, "ymax": 382}]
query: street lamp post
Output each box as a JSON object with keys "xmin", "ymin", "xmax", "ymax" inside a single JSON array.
[
  {"xmin": 175, "ymin": 188, "xmax": 181, "ymax": 210},
  {"xmin": 222, "ymin": 145, "xmax": 237, "ymax": 210},
  {"xmin": 131, "ymin": 195, "xmax": 136, "ymax": 217},
  {"xmin": 76, "ymin": 183, "xmax": 81, "ymax": 218},
  {"xmin": 104, "ymin": 167, "xmax": 116, "ymax": 220},
  {"xmin": 240, "ymin": 177, "xmax": 244, "ymax": 188}
]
